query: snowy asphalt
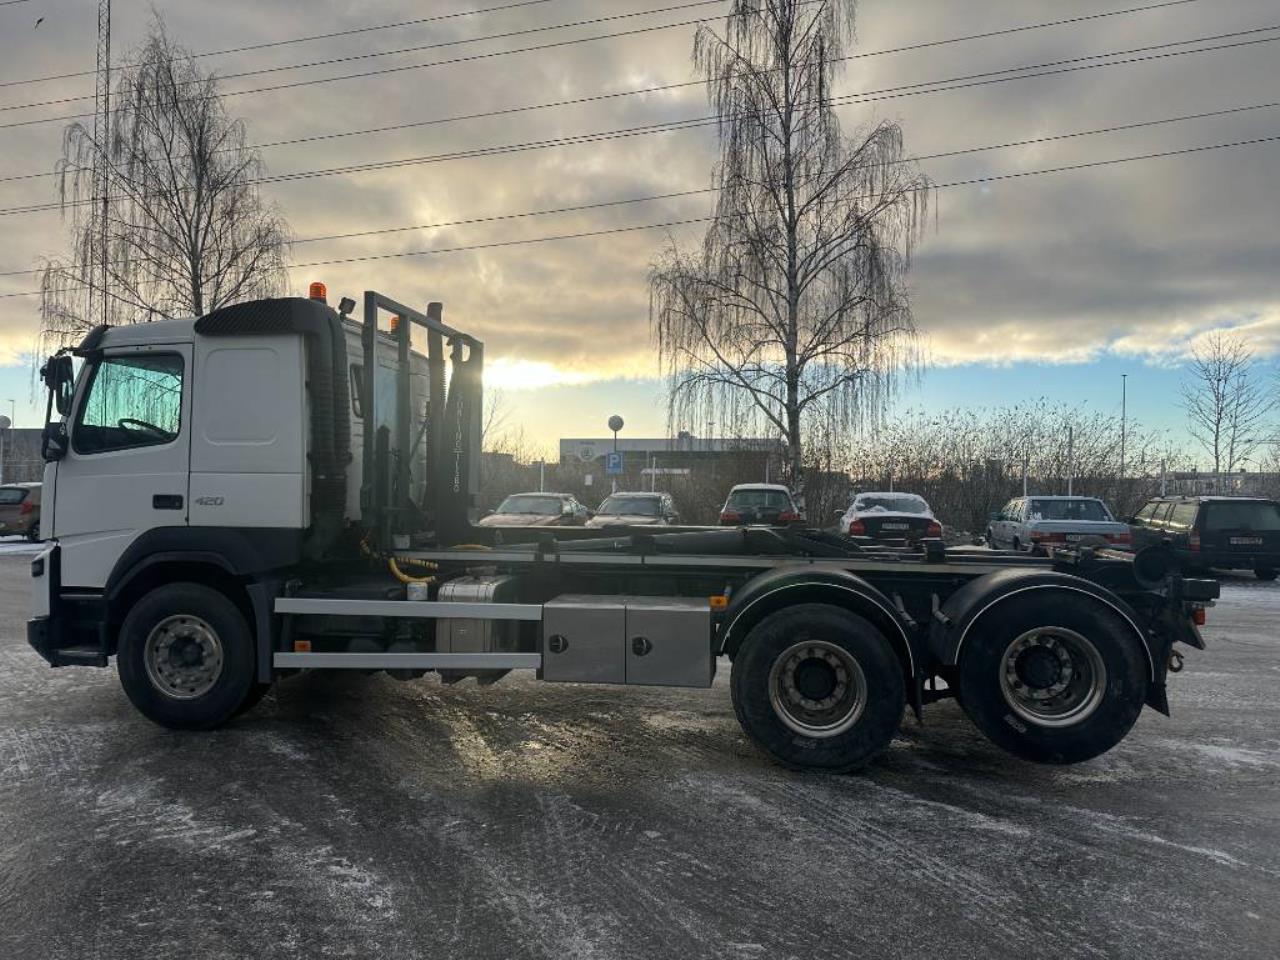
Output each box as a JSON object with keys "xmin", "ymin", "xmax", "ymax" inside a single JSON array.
[{"xmin": 0, "ymin": 545, "xmax": 1277, "ymax": 960}]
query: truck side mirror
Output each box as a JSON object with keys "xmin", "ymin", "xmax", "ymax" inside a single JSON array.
[
  {"xmin": 41, "ymin": 422, "xmax": 68, "ymax": 462},
  {"xmin": 41, "ymin": 355, "xmax": 75, "ymax": 416}
]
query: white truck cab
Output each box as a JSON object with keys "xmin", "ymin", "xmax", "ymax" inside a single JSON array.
[{"xmin": 46, "ymin": 319, "xmax": 306, "ymax": 591}]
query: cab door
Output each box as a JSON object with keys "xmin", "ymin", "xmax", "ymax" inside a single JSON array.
[{"xmin": 53, "ymin": 344, "xmax": 192, "ymax": 588}]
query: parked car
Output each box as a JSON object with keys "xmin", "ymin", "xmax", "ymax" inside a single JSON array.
[
  {"xmin": 836, "ymin": 491, "xmax": 942, "ymax": 542},
  {"xmin": 986, "ymin": 495, "xmax": 1130, "ymax": 554},
  {"xmin": 718, "ymin": 483, "xmax": 804, "ymax": 526},
  {"xmin": 0, "ymin": 482, "xmax": 40, "ymax": 541},
  {"xmin": 1129, "ymin": 496, "xmax": 1280, "ymax": 580},
  {"xmin": 476, "ymin": 492, "xmax": 589, "ymax": 527},
  {"xmin": 586, "ymin": 491, "xmax": 679, "ymax": 528}
]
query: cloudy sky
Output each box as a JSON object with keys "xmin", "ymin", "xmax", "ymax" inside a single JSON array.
[{"xmin": 0, "ymin": 0, "xmax": 1276, "ymax": 457}]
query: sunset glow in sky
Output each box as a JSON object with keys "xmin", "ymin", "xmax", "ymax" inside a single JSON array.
[{"xmin": 1, "ymin": 0, "xmax": 1277, "ymax": 455}]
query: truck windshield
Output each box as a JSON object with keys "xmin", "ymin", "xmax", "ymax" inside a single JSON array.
[
  {"xmin": 854, "ymin": 495, "xmax": 928, "ymax": 514},
  {"xmin": 1029, "ymin": 499, "xmax": 1111, "ymax": 521},
  {"xmin": 597, "ymin": 496, "xmax": 661, "ymax": 516},
  {"xmin": 496, "ymin": 495, "xmax": 564, "ymax": 515},
  {"xmin": 1204, "ymin": 501, "xmax": 1280, "ymax": 531}
]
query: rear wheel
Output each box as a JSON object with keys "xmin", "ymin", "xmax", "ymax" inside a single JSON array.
[
  {"xmin": 957, "ymin": 593, "xmax": 1148, "ymax": 764},
  {"xmin": 731, "ymin": 604, "xmax": 905, "ymax": 773},
  {"xmin": 117, "ymin": 583, "xmax": 256, "ymax": 729}
]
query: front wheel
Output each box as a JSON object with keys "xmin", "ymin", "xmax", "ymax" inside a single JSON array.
[
  {"xmin": 730, "ymin": 604, "xmax": 905, "ymax": 773},
  {"xmin": 117, "ymin": 583, "xmax": 256, "ymax": 729},
  {"xmin": 956, "ymin": 593, "xmax": 1148, "ymax": 764}
]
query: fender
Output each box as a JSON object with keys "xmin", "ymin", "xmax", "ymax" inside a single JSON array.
[
  {"xmin": 103, "ymin": 526, "xmax": 297, "ymax": 683},
  {"xmin": 719, "ymin": 566, "xmax": 917, "ymax": 679},
  {"xmin": 928, "ymin": 566, "xmax": 1166, "ymax": 712},
  {"xmin": 103, "ymin": 526, "xmax": 302, "ymax": 598}
]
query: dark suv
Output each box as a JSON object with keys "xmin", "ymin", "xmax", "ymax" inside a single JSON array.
[{"xmin": 1129, "ymin": 496, "xmax": 1280, "ymax": 580}]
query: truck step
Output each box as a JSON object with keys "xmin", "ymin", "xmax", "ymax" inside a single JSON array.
[{"xmin": 52, "ymin": 646, "xmax": 109, "ymax": 667}]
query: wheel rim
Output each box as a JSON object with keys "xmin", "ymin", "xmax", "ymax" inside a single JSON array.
[
  {"xmin": 998, "ymin": 626, "xmax": 1107, "ymax": 728},
  {"xmin": 768, "ymin": 639, "xmax": 867, "ymax": 738},
  {"xmin": 143, "ymin": 614, "xmax": 224, "ymax": 700}
]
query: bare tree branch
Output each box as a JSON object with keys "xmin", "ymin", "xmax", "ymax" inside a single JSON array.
[
  {"xmin": 37, "ymin": 17, "xmax": 290, "ymax": 351},
  {"xmin": 651, "ymin": 0, "xmax": 929, "ymax": 506},
  {"xmin": 1180, "ymin": 331, "xmax": 1277, "ymax": 488}
]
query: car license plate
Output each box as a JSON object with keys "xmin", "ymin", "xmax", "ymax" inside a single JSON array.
[
  {"xmin": 1065, "ymin": 534, "xmax": 1082, "ymax": 542},
  {"xmin": 1230, "ymin": 536, "xmax": 1263, "ymax": 546},
  {"xmin": 881, "ymin": 523, "xmax": 909, "ymax": 530}
]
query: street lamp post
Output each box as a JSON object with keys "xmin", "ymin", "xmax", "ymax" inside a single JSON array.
[{"xmin": 607, "ymin": 415, "xmax": 624, "ymax": 494}]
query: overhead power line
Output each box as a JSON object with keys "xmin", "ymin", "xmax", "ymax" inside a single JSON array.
[
  {"xmin": 5, "ymin": 98, "xmax": 1276, "ymax": 278},
  {"xmin": 0, "ymin": 0, "xmax": 1208, "ymax": 92},
  {"xmin": 0, "ymin": 0, "xmax": 1226, "ymax": 130},
  {"xmin": 2, "ymin": 25, "xmax": 1275, "ymax": 211},
  {"xmin": 0, "ymin": 3, "xmax": 1204, "ymax": 181},
  {"xmin": 0, "ymin": 0, "xmax": 566, "ymax": 88},
  {"xmin": 0, "ymin": 0, "xmax": 730, "ymax": 113},
  {"xmin": 4, "ymin": 131, "xmax": 1277, "ymax": 300}
]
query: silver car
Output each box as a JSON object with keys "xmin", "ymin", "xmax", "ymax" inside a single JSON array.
[
  {"xmin": 586, "ymin": 492, "xmax": 679, "ymax": 528},
  {"xmin": 987, "ymin": 496, "xmax": 1131, "ymax": 553},
  {"xmin": 477, "ymin": 492, "xmax": 589, "ymax": 527}
]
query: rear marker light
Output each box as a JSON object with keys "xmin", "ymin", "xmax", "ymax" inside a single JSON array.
[
  {"xmin": 294, "ymin": 639, "xmax": 313, "ymax": 652},
  {"xmin": 925, "ymin": 521, "xmax": 943, "ymax": 538},
  {"xmin": 709, "ymin": 595, "xmax": 729, "ymax": 611},
  {"xmin": 848, "ymin": 519, "xmax": 866, "ymax": 536},
  {"xmin": 1192, "ymin": 608, "xmax": 1206, "ymax": 626},
  {"xmin": 720, "ymin": 511, "xmax": 741, "ymax": 524}
]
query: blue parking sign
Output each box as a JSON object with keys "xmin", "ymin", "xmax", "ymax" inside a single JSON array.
[{"xmin": 605, "ymin": 451, "xmax": 623, "ymax": 475}]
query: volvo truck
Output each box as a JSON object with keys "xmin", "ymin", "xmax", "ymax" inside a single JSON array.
[{"xmin": 27, "ymin": 286, "xmax": 1217, "ymax": 772}]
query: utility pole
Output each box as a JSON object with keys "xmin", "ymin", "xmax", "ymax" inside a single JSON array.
[
  {"xmin": 1120, "ymin": 373, "xmax": 1127, "ymax": 479},
  {"xmin": 1067, "ymin": 425, "xmax": 1074, "ymax": 496},
  {"xmin": 90, "ymin": 0, "xmax": 113, "ymax": 326}
]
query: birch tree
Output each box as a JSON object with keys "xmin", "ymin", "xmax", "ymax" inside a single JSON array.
[
  {"xmin": 1179, "ymin": 332, "xmax": 1276, "ymax": 485},
  {"xmin": 39, "ymin": 21, "xmax": 288, "ymax": 345},
  {"xmin": 650, "ymin": 0, "xmax": 928, "ymax": 504}
]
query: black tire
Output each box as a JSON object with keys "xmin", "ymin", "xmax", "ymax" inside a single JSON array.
[
  {"xmin": 26, "ymin": 521, "xmax": 39, "ymax": 542},
  {"xmin": 730, "ymin": 604, "xmax": 905, "ymax": 773},
  {"xmin": 956, "ymin": 593, "xmax": 1148, "ymax": 764},
  {"xmin": 1255, "ymin": 567, "xmax": 1278, "ymax": 582},
  {"xmin": 117, "ymin": 582, "xmax": 256, "ymax": 729},
  {"xmin": 235, "ymin": 683, "xmax": 273, "ymax": 716}
]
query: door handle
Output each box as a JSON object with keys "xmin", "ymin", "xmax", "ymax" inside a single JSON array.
[{"xmin": 153, "ymin": 494, "xmax": 184, "ymax": 510}]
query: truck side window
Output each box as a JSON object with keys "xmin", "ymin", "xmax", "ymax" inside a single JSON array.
[{"xmin": 73, "ymin": 353, "xmax": 184, "ymax": 455}]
